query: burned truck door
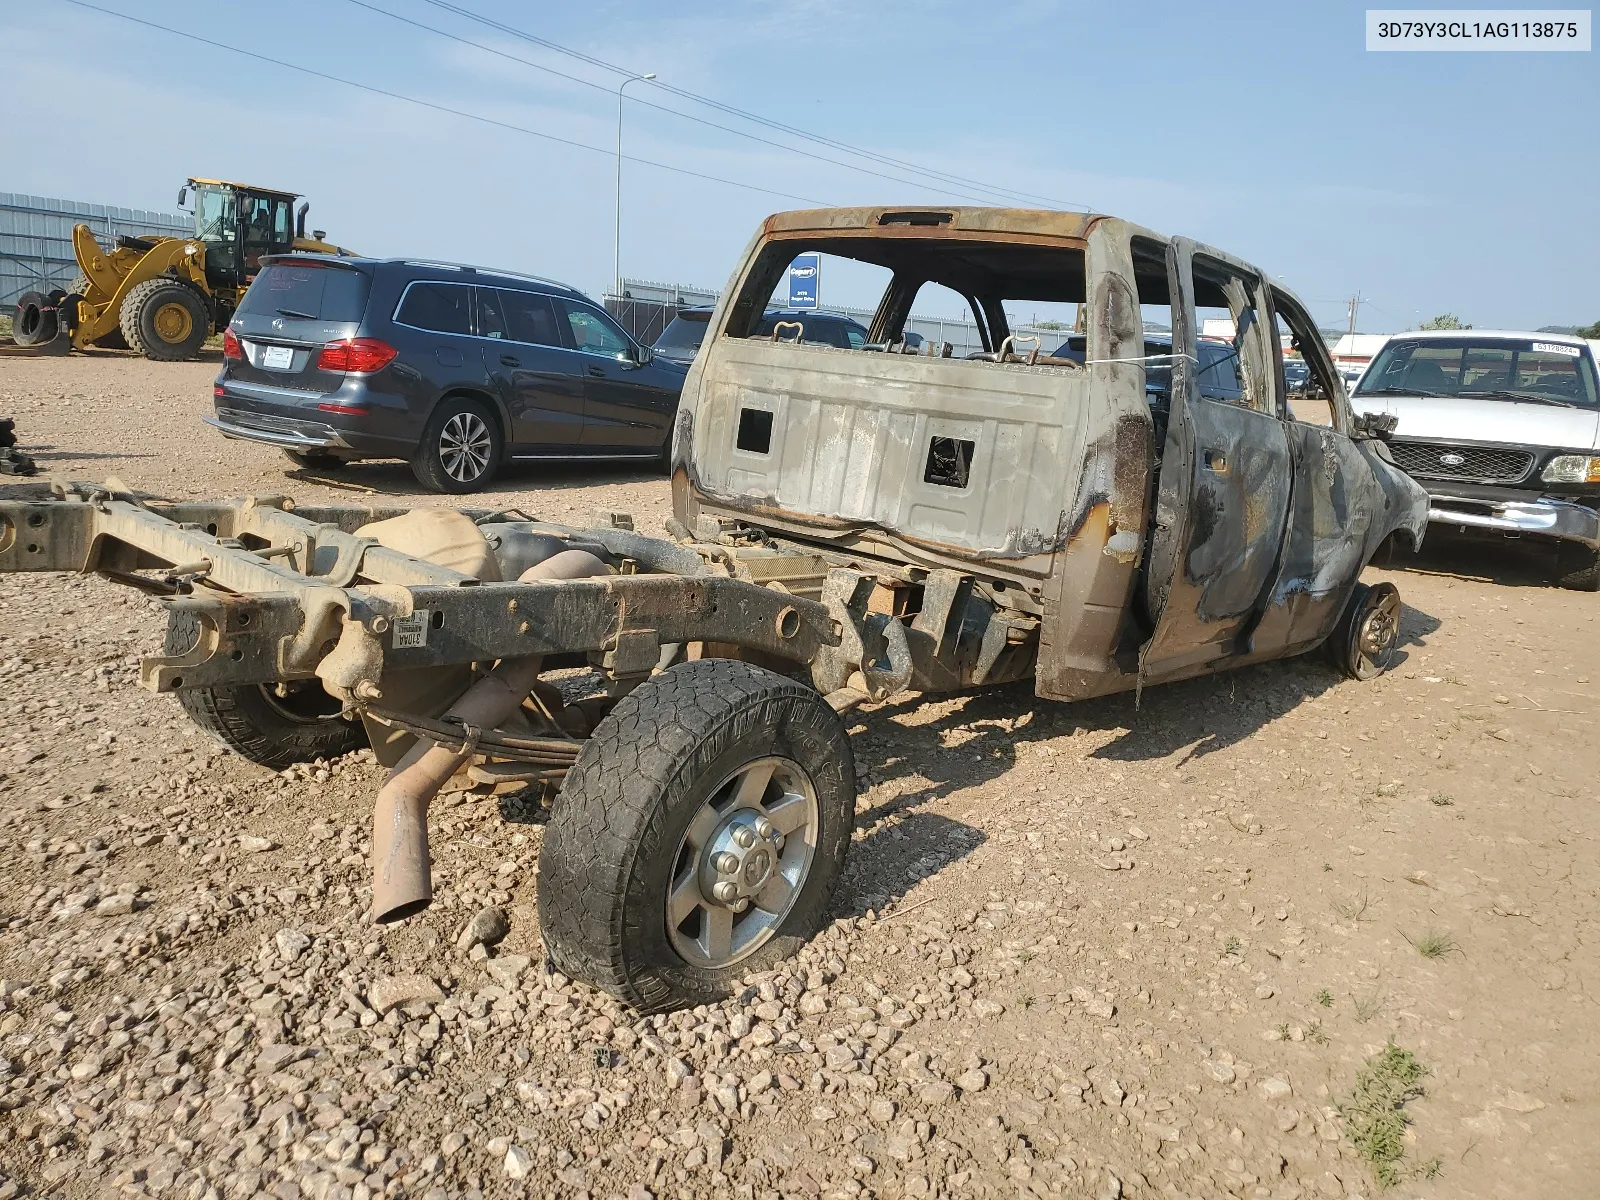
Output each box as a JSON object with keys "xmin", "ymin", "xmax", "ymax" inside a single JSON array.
[
  {"xmin": 1138, "ymin": 238, "xmax": 1294, "ymax": 678},
  {"xmin": 1249, "ymin": 287, "xmax": 1381, "ymax": 652}
]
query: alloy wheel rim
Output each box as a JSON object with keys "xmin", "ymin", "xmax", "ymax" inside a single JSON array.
[
  {"xmin": 439, "ymin": 413, "xmax": 492, "ymax": 482},
  {"xmin": 666, "ymin": 756, "xmax": 819, "ymax": 969}
]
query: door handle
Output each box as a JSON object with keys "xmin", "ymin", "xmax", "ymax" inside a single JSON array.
[
  {"xmin": 1203, "ymin": 449, "xmax": 1229, "ymax": 474},
  {"xmin": 500, "ymin": 354, "xmax": 520, "ymax": 367},
  {"xmin": 587, "ymin": 365, "xmax": 606, "ymax": 378}
]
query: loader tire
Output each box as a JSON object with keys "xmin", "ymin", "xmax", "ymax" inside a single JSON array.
[
  {"xmin": 163, "ymin": 609, "xmax": 367, "ymax": 768},
  {"xmin": 70, "ymin": 275, "xmax": 127, "ymax": 348},
  {"xmin": 11, "ymin": 291, "xmax": 56, "ymax": 346},
  {"xmin": 121, "ymin": 277, "xmax": 209, "ymax": 361},
  {"xmin": 538, "ymin": 659, "xmax": 855, "ymax": 1013}
]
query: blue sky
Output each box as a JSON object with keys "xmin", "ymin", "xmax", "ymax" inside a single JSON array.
[{"xmin": 4, "ymin": 0, "xmax": 1595, "ymax": 330}]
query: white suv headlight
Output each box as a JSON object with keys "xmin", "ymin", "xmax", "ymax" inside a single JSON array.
[{"xmin": 1540, "ymin": 455, "xmax": 1600, "ymax": 484}]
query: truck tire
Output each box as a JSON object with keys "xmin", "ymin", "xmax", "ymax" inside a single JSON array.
[
  {"xmin": 1324, "ymin": 581, "xmax": 1401, "ymax": 680},
  {"xmin": 409, "ymin": 396, "xmax": 501, "ymax": 493},
  {"xmin": 1555, "ymin": 544, "xmax": 1600, "ymax": 592},
  {"xmin": 120, "ymin": 277, "xmax": 209, "ymax": 361},
  {"xmin": 70, "ymin": 275, "xmax": 128, "ymax": 348},
  {"xmin": 163, "ymin": 609, "xmax": 367, "ymax": 768},
  {"xmin": 11, "ymin": 291, "xmax": 56, "ymax": 346},
  {"xmin": 539, "ymin": 659, "xmax": 856, "ymax": 1013}
]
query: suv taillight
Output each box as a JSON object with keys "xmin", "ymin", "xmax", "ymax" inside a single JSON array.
[
  {"xmin": 222, "ymin": 328, "xmax": 242, "ymax": 360},
  {"xmin": 317, "ymin": 337, "xmax": 397, "ymax": 374}
]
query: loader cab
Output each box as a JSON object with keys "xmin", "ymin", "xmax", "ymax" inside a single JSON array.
[{"xmin": 183, "ymin": 180, "xmax": 297, "ymax": 295}]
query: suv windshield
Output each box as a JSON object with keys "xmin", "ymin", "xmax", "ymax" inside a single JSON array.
[
  {"xmin": 237, "ymin": 263, "xmax": 371, "ymax": 323},
  {"xmin": 655, "ymin": 311, "xmax": 712, "ymax": 361},
  {"xmin": 1356, "ymin": 337, "xmax": 1599, "ymax": 407}
]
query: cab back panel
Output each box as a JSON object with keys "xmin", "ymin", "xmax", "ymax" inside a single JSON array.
[{"xmin": 691, "ymin": 338, "xmax": 1089, "ymax": 569}]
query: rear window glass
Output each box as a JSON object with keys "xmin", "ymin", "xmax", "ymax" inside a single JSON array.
[
  {"xmin": 654, "ymin": 313, "xmax": 711, "ymax": 358},
  {"xmin": 238, "ymin": 263, "xmax": 370, "ymax": 322},
  {"xmin": 396, "ymin": 282, "xmax": 472, "ymax": 336}
]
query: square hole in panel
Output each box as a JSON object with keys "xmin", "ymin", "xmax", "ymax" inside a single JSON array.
[
  {"xmin": 736, "ymin": 407, "xmax": 774, "ymax": 454},
  {"xmin": 924, "ymin": 436, "xmax": 974, "ymax": 488}
]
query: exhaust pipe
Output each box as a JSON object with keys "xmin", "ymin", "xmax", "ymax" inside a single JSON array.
[
  {"xmin": 369, "ymin": 550, "xmax": 609, "ymax": 923},
  {"xmin": 295, "ymin": 201, "xmax": 309, "ymax": 240}
]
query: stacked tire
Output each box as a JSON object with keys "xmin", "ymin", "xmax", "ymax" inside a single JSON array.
[{"xmin": 10, "ymin": 291, "xmax": 63, "ymax": 346}]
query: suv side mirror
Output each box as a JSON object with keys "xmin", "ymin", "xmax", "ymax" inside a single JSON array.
[
  {"xmin": 1352, "ymin": 410, "xmax": 1398, "ymax": 441},
  {"xmin": 623, "ymin": 343, "xmax": 653, "ymax": 368}
]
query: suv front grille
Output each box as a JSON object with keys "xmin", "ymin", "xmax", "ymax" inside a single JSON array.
[{"xmin": 1386, "ymin": 440, "xmax": 1534, "ymax": 485}]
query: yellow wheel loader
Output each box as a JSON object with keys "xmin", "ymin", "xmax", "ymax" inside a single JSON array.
[{"xmin": 7, "ymin": 179, "xmax": 352, "ymax": 361}]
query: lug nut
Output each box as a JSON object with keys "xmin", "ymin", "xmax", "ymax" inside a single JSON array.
[
  {"xmin": 714, "ymin": 852, "xmax": 739, "ymax": 875},
  {"xmin": 712, "ymin": 881, "xmax": 737, "ymax": 903},
  {"xmin": 754, "ymin": 816, "xmax": 774, "ymax": 839},
  {"xmin": 732, "ymin": 825, "xmax": 756, "ymax": 849},
  {"xmin": 774, "ymin": 834, "xmax": 786, "ymax": 852},
  {"xmin": 732, "ymin": 899, "xmax": 751, "ymax": 913}
]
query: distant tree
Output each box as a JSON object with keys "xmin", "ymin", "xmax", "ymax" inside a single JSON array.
[
  {"xmin": 1418, "ymin": 313, "xmax": 1470, "ymax": 330},
  {"xmin": 1033, "ymin": 320, "xmax": 1065, "ymax": 331},
  {"xmin": 1577, "ymin": 319, "xmax": 1600, "ymax": 339}
]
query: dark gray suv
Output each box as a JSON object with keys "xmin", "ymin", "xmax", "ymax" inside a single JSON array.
[{"xmin": 210, "ymin": 256, "xmax": 688, "ymax": 492}]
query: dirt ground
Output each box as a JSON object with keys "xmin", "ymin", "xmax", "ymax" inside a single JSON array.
[{"xmin": 1, "ymin": 353, "xmax": 1597, "ymax": 1200}]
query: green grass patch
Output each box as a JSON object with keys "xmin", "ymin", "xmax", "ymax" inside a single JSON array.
[
  {"xmin": 1404, "ymin": 928, "xmax": 1461, "ymax": 959},
  {"xmin": 1339, "ymin": 1040, "xmax": 1430, "ymax": 1188}
]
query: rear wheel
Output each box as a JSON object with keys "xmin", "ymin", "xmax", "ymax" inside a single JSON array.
[
  {"xmin": 11, "ymin": 291, "xmax": 56, "ymax": 346},
  {"xmin": 1555, "ymin": 543, "xmax": 1600, "ymax": 592},
  {"xmin": 410, "ymin": 396, "xmax": 501, "ymax": 493},
  {"xmin": 1325, "ymin": 581, "xmax": 1402, "ymax": 680},
  {"xmin": 539, "ymin": 660, "xmax": 855, "ymax": 1013},
  {"xmin": 120, "ymin": 277, "xmax": 209, "ymax": 361},
  {"xmin": 164, "ymin": 609, "xmax": 367, "ymax": 768}
]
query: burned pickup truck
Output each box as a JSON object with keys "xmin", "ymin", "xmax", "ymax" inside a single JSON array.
[{"xmin": 0, "ymin": 208, "xmax": 1426, "ymax": 1012}]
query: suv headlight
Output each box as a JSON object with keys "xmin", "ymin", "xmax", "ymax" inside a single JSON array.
[{"xmin": 1540, "ymin": 455, "xmax": 1600, "ymax": 484}]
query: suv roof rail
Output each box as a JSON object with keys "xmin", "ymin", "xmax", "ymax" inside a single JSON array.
[{"xmin": 396, "ymin": 259, "xmax": 579, "ymax": 293}]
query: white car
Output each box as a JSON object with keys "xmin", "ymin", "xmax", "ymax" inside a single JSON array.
[{"xmin": 1351, "ymin": 329, "xmax": 1600, "ymax": 589}]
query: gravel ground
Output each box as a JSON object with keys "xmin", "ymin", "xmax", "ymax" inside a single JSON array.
[{"xmin": 1, "ymin": 355, "xmax": 1598, "ymax": 1200}]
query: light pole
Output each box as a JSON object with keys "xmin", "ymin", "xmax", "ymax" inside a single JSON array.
[{"xmin": 613, "ymin": 72, "xmax": 656, "ymax": 300}]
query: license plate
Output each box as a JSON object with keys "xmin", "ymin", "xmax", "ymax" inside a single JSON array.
[{"xmin": 262, "ymin": 345, "xmax": 294, "ymax": 370}]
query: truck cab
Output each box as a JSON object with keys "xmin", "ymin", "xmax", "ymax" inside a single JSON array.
[{"xmin": 672, "ymin": 206, "xmax": 1430, "ymax": 699}]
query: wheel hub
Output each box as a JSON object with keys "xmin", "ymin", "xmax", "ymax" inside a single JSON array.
[
  {"xmin": 665, "ymin": 755, "xmax": 820, "ymax": 969},
  {"xmin": 700, "ymin": 812, "xmax": 787, "ymax": 912},
  {"xmin": 1358, "ymin": 604, "xmax": 1397, "ymax": 657},
  {"xmin": 153, "ymin": 301, "xmax": 192, "ymax": 343}
]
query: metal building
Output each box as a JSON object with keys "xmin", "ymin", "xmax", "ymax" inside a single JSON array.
[{"xmin": 1, "ymin": 193, "xmax": 190, "ymax": 309}]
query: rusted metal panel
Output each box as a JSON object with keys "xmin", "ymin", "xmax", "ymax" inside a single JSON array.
[
  {"xmin": 688, "ymin": 338, "xmax": 1085, "ymax": 572},
  {"xmin": 1034, "ymin": 219, "xmax": 1154, "ymax": 701}
]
